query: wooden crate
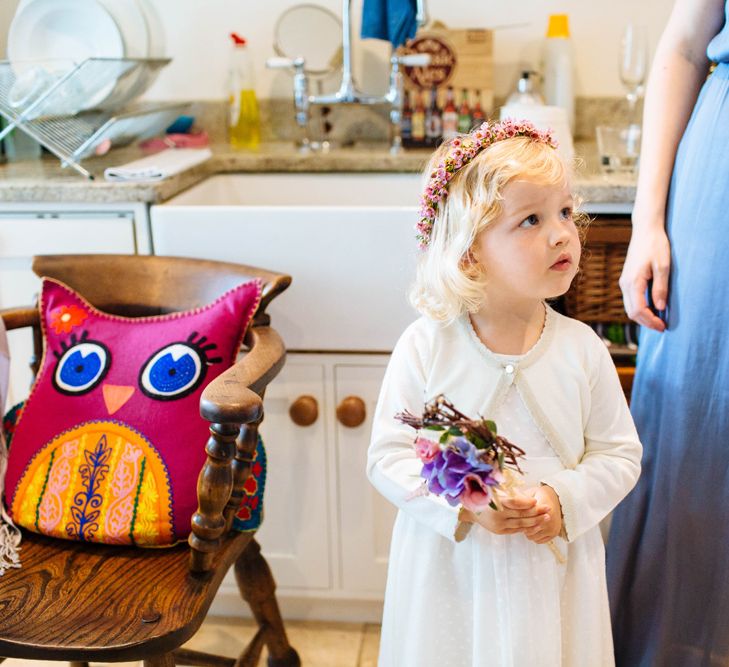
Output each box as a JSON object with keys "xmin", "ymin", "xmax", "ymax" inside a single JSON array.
[{"xmin": 397, "ymin": 22, "xmax": 494, "ymax": 111}]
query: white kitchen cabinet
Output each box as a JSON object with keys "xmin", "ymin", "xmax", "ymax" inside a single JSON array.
[
  {"xmin": 210, "ymin": 352, "xmax": 396, "ymax": 622},
  {"xmin": 334, "ymin": 361, "xmax": 396, "ymax": 595},
  {"xmin": 256, "ymin": 360, "xmax": 332, "ymax": 592},
  {"xmin": 0, "ymin": 205, "xmax": 148, "ymax": 407}
]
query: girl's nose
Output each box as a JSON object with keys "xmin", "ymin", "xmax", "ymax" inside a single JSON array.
[{"xmin": 548, "ymin": 217, "xmax": 571, "ymax": 247}]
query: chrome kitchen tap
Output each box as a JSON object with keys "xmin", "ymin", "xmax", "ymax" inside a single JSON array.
[{"xmin": 267, "ymin": 0, "xmax": 430, "ymax": 153}]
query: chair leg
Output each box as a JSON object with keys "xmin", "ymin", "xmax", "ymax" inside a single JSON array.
[
  {"xmin": 234, "ymin": 539, "xmax": 301, "ymax": 667},
  {"xmin": 143, "ymin": 654, "xmax": 176, "ymax": 667}
]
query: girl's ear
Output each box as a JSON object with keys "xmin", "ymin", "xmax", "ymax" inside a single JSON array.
[{"xmin": 461, "ymin": 248, "xmax": 485, "ymax": 280}]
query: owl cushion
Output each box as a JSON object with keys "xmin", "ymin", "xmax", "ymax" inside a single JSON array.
[{"xmin": 3, "ymin": 277, "xmax": 262, "ymax": 546}]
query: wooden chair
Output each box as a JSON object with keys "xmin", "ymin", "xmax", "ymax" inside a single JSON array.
[{"xmin": 0, "ymin": 254, "xmax": 301, "ymax": 667}]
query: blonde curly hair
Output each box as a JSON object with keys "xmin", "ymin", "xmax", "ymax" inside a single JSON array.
[{"xmin": 409, "ymin": 135, "xmax": 586, "ymax": 323}]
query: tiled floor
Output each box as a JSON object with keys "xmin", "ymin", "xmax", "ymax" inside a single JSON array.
[{"xmin": 2, "ymin": 617, "xmax": 382, "ymax": 667}]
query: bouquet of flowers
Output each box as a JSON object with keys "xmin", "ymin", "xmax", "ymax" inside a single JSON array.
[
  {"xmin": 396, "ymin": 395, "xmax": 525, "ymax": 513},
  {"xmin": 396, "ymin": 394, "xmax": 565, "ymax": 562}
]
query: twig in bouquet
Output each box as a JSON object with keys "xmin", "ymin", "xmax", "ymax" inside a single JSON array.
[{"xmin": 396, "ymin": 395, "xmax": 526, "ymax": 473}]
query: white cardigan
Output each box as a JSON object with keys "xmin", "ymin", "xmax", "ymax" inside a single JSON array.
[{"xmin": 367, "ymin": 305, "xmax": 642, "ymax": 544}]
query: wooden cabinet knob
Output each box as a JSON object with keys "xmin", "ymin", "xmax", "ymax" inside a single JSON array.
[
  {"xmin": 289, "ymin": 395, "xmax": 319, "ymax": 426},
  {"xmin": 336, "ymin": 396, "xmax": 366, "ymax": 428}
]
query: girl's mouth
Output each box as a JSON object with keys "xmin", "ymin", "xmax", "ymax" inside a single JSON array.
[{"xmin": 550, "ymin": 255, "xmax": 572, "ymax": 272}]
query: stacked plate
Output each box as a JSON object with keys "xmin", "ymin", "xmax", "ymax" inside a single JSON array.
[{"xmin": 7, "ymin": 0, "xmax": 166, "ymax": 114}]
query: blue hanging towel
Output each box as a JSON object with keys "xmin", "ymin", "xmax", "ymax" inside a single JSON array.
[{"xmin": 361, "ymin": 0, "xmax": 418, "ymax": 48}]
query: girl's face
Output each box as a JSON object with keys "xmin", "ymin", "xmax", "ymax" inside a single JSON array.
[{"xmin": 471, "ymin": 177, "xmax": 580, "ymax": 303}]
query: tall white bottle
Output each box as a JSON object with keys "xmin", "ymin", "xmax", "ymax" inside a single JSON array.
[{"xmin": 542, "ymin": 14, "xmax": 575, "ymax": 133}]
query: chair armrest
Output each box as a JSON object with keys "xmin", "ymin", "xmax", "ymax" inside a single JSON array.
[
  {"xmin": 1, "ymin": 306, "xmax": 39, "ymax": 330},
  {"xmin": 199, "ymin": 326, "xmax": 286, "ymax": 425}
]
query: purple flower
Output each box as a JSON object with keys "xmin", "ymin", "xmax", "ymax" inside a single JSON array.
[{"xmin": 420, "ymin": 437, "xmax": 497, "ymax": 507}]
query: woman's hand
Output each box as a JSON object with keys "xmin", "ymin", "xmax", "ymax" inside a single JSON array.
[
  {"xmin": 619, "ymin": 222, "xmax": 671, "ymax": 332},
  {"xmin": 462, "ymin": 493, "xmax": 550, "ymax": 536},
  {"xmin": 523, "ymin": 485, "xmax": 563, "ymax": 544}
]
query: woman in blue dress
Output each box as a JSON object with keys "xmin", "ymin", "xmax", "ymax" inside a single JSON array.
[{"xmin": 607, "ymin": 0, "xmax": 729, "ymax": 665}]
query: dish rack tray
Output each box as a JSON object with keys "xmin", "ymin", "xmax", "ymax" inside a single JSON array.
[{"xmin": 0, "ymin": 57, "xmax": 187, "ymax": 179}]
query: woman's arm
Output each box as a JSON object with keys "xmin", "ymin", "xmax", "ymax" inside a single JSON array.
[{"xmin": 620, "ymin": 0, "xmax": 725, "ymax": 330}]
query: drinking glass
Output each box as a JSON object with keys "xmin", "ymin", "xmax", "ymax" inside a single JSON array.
[
  {"xmin": 596, "ymin": 125, "xmax": 641, "ymax": 174},
  {"xmin": 619, "ymin": 23, "xmax": 648, "ymax": 116}
]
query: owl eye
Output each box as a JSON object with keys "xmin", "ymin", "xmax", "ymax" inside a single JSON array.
[
  {"xmin": 139, "ymin": 343, "xmax": 206, "ymax": 400},
  {"xmin": 53, "ymin": 341, "xmax": 110, "ymax": 395}
]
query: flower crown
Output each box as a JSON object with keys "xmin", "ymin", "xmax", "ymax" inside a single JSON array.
[{"xmin": 416, "ymin": 119, "xmax": 558, "ymax": 249}]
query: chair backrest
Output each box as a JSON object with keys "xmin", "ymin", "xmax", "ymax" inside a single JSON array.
[{"xmin": 32, "ymin": 254, "xmax": 291, "ymax": 325}]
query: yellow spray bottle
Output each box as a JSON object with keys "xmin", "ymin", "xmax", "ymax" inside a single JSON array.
[{"xmin": 228, "ymin": 32, "xmax": 260, "ymax": 149}]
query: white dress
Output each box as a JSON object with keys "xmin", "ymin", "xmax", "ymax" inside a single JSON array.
[{"xmin": 368, "ymin": 310, "xmax": 639, "ymax": 667}]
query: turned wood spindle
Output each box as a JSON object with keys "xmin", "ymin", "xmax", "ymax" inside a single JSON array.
[
  {"xmin": 189, "ymin": 422, "xmax": 237, "ymax": 573},
  {"xmin": 224, "ymin": 420, "xmax": 262, "ymax": 532}
]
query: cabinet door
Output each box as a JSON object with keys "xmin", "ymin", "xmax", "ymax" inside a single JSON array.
[
  {"xmin": 0, "ymin": 214, "xmax": 136, "ymax": 407},
  {"xmin": 256, "ymin": 360, "xmax": 332, "ymax": 591},
  {"xmin": 334, "ymin": 360, "xmax": 397, "ymax": 595}
]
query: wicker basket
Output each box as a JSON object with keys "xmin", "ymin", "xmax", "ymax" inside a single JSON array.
[{"xmin": 564, "ymin": 220, "xmax": 632, "ymax": 323}]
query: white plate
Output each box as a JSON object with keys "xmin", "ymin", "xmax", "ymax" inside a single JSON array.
[
  {"xmin": 94, "ymin": 0, "xmax": 149, "ymax": 110},
  {"xmin": 137, "ymin": 0, "xmax": 166, "ymax": 57},
  {"xmin": 8, "ymin": 0, "xmax": 125, "ymax": 110}
]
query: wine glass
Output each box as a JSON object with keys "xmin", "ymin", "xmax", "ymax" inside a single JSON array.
[{"xmin": 619, "ymin": 23, "xmax": 648, "ymax": 118}]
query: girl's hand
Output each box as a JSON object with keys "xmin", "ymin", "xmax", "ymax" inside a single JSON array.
[
  {"xmin": 523, "ymin": 485, "xmax": 563, "ymax": 544},
  {"xmin": 463, "ymin": 493, "xmax": 550, "ymax": 536},
  {"xmin": 619, "ymin": 222, "xmax": 671, "ymax": 332}
]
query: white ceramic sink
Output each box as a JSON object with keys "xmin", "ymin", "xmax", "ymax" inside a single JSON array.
[{"xmin": 151, "ymin": 173, "xmax": 423, "ymax": 351}]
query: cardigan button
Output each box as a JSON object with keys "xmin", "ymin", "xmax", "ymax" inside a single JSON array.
[{"xmin": 504, "ymin": 364, "xmax": 515, "ymax": 374}]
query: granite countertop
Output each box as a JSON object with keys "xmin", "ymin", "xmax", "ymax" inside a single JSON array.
[{"xmin": 0, "ymin": 140, "xmax": 636, "ymax": 206}]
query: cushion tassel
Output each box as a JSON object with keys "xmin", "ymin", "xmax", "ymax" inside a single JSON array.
[{"xmin": 0, "ymin": 431, "xmax": 21, "ymax": 575}]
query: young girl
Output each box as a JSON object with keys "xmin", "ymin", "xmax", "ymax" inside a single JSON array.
[{"xmin": 367, "ymin": 120, "xmax": 642, "ymax": 667}]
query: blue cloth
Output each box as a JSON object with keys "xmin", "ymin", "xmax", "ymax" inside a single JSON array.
[
  {"xmin": 361, "ymin": 0, "xmax": 417, "ymax": 48},
  {"xmin": 606, "ymin": 11, "xmax": 729, "ymax": 666}
]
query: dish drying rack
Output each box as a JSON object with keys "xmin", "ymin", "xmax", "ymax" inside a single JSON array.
[{"xmin": 0, "ymin": 57, "xmax": 189, "ymax": 179}]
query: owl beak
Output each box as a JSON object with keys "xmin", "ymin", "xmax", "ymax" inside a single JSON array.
[{"xmin": 103, "ymin": 384, "xmax": 135, "ymax": 416}]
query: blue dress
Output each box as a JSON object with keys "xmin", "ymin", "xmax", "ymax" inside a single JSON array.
[{"xmin": 607, "ymin": 6, "xmax": 729, "ymax": 666}]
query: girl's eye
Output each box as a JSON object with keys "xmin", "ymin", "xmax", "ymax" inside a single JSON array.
[
  {"xmin": 54, "ymin": 341, "xmax": 110, "ymax": 395},
  {"xmin": 560, "ymin": 207, "xmax": 574, "ymax": 220},
  {"xmin": 139, "ymin": 343, "xmax": 206, "ymax": 400},
  {"xmin": 519, "ymin": 214, "xmax": 539, "ymax": 228}
]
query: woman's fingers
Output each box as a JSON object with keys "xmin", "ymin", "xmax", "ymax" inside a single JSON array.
[
  {"xmin": 651, "ymin": 259, "xmax": 670, "ymax": 312},
  {"xmin": 622, "ymin": 271, "xmax": 666, "ymax": 331},
  {"xmin": 620, "ymin": 226, "xmax": 671, "ymax": 332}
]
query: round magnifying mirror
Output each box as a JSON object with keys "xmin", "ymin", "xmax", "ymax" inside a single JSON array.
[{"xmin": 273, "ymin": 3, "xmax": 342, "ymax": 77}]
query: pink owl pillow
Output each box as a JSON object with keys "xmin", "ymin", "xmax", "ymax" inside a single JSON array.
[{"xmin": 3, "ymin": 277, "xmax": 262, "ymax": 546}]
